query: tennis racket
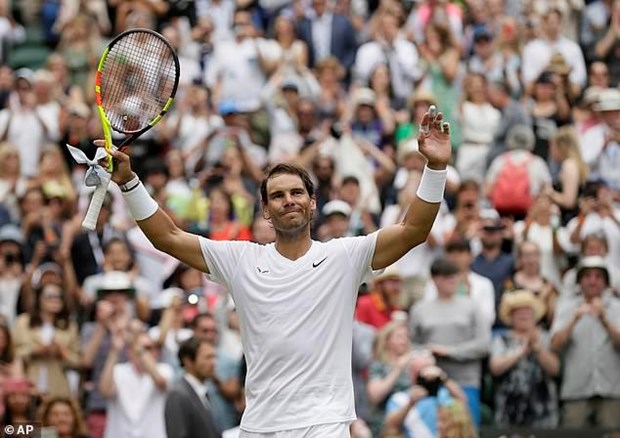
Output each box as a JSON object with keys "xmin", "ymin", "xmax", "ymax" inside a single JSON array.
[{"xmin": 82, "ymin": 28, "xmax": 180, "ymax": 230}]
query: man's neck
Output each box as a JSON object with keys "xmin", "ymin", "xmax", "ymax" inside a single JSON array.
[
  {"xmin": 437, "ymin": 292, "xmax": 455, "ymax": 301},
  {"xmin": 482, "ymin": 246, "xmax": 501, "ymax": 260},
  {"xmin": 274, "ymin": 233, "xmax": 313, "ymax": 261}
]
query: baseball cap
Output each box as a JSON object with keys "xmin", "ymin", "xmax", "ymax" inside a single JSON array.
[
  {"xmin": 96, "ymin": 271, "xmax": 136, "ymax": 299},
  {"xmin": 322, "ymin": 200, "xmax": 352, "ymax": 218},
  {"xmin": 31, "ymin": 262, "xmax": 63, "ymax": 289},
  {"xmin": 0, "ymin": 224, "xmax": 24, "ymax": 245},
  {"xmin": 473, "ymin": 25, "xmax": 493, "ymax": 42},
  {"xmin": 218, "ymin": 100, "xmax": 240, "ymax": 116},
  {"xmin": 15, "ymin": 68, "xmax": 35, "ymax": 85}
]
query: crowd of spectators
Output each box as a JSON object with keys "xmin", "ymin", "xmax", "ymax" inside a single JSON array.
[{"xmin": 0, "ymin": 0, "xmax": 619, "ymax": 436}]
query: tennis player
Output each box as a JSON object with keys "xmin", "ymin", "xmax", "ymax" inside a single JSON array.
[{"xmin": 106, "ymin": 107, "xmax": 451, "ymax": 437}]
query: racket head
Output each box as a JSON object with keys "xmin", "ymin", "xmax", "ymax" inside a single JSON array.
[{"xmin": 95, "ymin": 28, "xmax": 180, "ymax": 138}]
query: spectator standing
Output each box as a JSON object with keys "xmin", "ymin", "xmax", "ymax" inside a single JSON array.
[
  {"xmin": 366, "ymin": 321, "xmax": 413, "ymax": 436},
  {"xmin": 470, "ymin": 212, "xmax": 515, "ymax": 327},
  {"xmin": 12, "ymin": 282, "xmax": 80, "ymax": 399},
  {"xmin": 423, "ymin": 238, "xmax": 496, "ymax": 328},
  {"xmin": 206, "ymin": 9, "xmax": 278, "ymax": 112},
  {"xmin": 165, "ymin": 336, "xmax": 220, "ymax": 438},
  {"xmin": 384, "ymin": 349, "xmax": 467, "ymax": 438},
  {"xmin": 551, "ymin": 256, "xmax": 620, "ymax": 428},
  {"xmin": 410, "ymin": 258, "xmax": 491, "ymax": 425},
  {"xmin": 490, "ymin": 290, "xmax": 560, "ymax": 428},
  {"xmin": 296, "ymin": 0, "xmax": 358, "ymax": 71},
  {"xmin": 456, "ymin": 73, "xmax": 501, "ymax": 184},
  {"xmin": 0, "ymin": 69, "xmax": 59, "ymax": 178},
  {"xmin": 354, "ymin": 11, "xmax": 422, "ymax": 103},
  {"xmin": 521, "ymin": 8, "xmax": 586, "ymax": 98},
  {"xmin": 485, "ymin": 125, "xmax": 552, "ymax": 220},
  {"xmin": 99, "ymin": 322, "xmax": 173, "ymax": 438}
]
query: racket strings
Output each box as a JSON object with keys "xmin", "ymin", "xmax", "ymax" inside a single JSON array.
[{"xmin": 100, "ymin": 31, "xmax": 177, "ymax": 133}]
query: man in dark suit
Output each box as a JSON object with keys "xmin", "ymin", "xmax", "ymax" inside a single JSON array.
[
  {"xmin": 296, "ymin": 0, "xmax": 358, "ymax": 71},
  {"xmin": 165, "ymin": 337, "xmax": 221, "ymax": 438}
]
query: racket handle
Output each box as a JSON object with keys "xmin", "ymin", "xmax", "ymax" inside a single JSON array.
[{"xmin": 82, "ymin": 173, "xmax": 112, "ymax": 230}]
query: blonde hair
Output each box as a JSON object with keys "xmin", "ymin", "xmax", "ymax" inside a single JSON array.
[
  {"xmin": 374, "ymin": 320, "xmax": 409, "ymax": 363},
  {"xmin": 0, "ymin": 142, "xmax": 20, "ymax": 179},
  {"xmin": 553, "ymin": 126, "xmax": 588, "ymax": 182},
  {"xmin": 438, "ymin": 400, "xmax": 478, "ymax": 438}
]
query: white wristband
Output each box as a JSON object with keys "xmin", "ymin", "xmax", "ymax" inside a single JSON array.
[
  {"xmin": 121, "ymin": 180, "xmax": 159, "ymax": 221},
  {"xmin": 416, "ymin": 166, "xmax": 448, "ymax": 203}
]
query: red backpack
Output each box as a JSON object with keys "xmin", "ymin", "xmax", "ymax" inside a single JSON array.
[{"xmin": 490, "ymin": 154, "xmax": 533, "ymax": 216}]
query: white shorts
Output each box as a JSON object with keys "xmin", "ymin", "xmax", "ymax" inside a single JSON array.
[{"xmin": 239, "ymin": 422, "xmax": 350, "ymax": 438}]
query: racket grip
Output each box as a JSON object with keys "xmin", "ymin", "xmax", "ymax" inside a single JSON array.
[{"xmin": 82, "ymin": 173, "xmax": 112, "ymax": 230}]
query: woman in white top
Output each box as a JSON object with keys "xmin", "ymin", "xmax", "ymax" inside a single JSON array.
[
  {"xmin": 513, "ymin": 194, "xmax": 564, "ymax": 289},
  {"xmin": 456, "ymin": 73, "xmax": 501, "ymax": 183}
]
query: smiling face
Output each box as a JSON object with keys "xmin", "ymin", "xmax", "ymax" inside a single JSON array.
[{"xmin": 262, "ymin": 173, "xmax": 316, "ymax": 236}]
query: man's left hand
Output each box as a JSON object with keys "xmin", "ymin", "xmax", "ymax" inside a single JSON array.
[{"xmin": 417, "ymin": 105, "xmax": 452, "ymax": 170}]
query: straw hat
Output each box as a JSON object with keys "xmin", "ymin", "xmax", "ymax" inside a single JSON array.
[
  {"xmin": 499, "ymin": 290, "xmax": 545, "ymax": 325},
  {"xmin": 373, "ymin": 264, "xmax": 401, "ymax": 283}
]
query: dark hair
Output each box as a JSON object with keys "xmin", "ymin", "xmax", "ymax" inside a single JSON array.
[
  {"xmin": 190, "ymin": 312, "xmax": 216, "ymax": 329},
  {"xmin": 430, "ymin": 258, "xmax": 459, "ymax": 277},
  {"xmin": 0, "ymin": 325, "xmax": 14, "ymax": 364},
  {"xmin": 208, "ymin": 186, "xmax": 236, "ymax": 221},
  {"xmin": 341, "ymin": 175, "xmax": 360, "ymax": 187},
  {"xmin": 445, "ymin": 238, "xmax": 471, "ymax": 254},
  {"xmin": 259, "ymin": 163, "xmax": 315, "ymax": 205},
  {"xmin": 29, "ymin": 284, "xmax": 70, "ymax": 330},
  {"xmin": 457, "ymin": 179, "xmax": 480, "ymax": 195},
  {"xmin": 488, "ymin": 80, "xmax": 511, "ymax": 96},
  {"xmin": 177, "ymin": 336, "xmax": 205, "ymax": 368},
  {"xmin": 103, "ymin": 237, "xmax": 131, "ymax": 255}
]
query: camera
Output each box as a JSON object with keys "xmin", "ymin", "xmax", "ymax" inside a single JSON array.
[{"xmin": 416, "ymin": 374, "xmax": 441, "ymax": 397}]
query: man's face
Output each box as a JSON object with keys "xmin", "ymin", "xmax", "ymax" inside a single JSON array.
[
  {"xmin": 313, "ymin": 0, "xmax": 327, "ymax": 16},
  {"xmin": 103, "ymin": 291, "xmax": 129, "ymax": 315},
  {"xmin": 544, "ymin": 12, "xmax": 562, "ymax": 38},
  {"xmin": 233, "ymin": 12, "xmax": 254, "ymax": 39},
  {"xmin": 193, "ymin": 342, "xmax": 217, "ymax": 381},
  {"xmin": 340, "ymin": 182, "xmax": 360, "ymax": 206},
  {"xmin": 519, "ymin": 243, "xmax": 540, "ymax": 271},
  {"xmin": 263, "ymin": 174, "xmax": 315, "ymax": 234},
  {"xmin": 433, "ymin": 274, "xmax": 458, "ymax": 296},
  {"xmin": 579, "ymin": 268, "xmax": 607, "ymax": 298},
  {"xmin": 446, "ymin": 250, "xmax": 471, "ymax": 272},
  {"xmin": 105, "ymin": 242, "xmax": 131, "ymax": 271},
  {"xmin": 194, "ymin": 317, "xmax": 218, "ymax": 345},
  {"xmin": 380, "ymin": 14, "xmax": 399, "ymax": 43},
  {"xmin": 480, "ymin": 221, "xmax": 504, "ymax": 249},
  {"xmin": 324, "ymin": 214, "xmax": 349, "ymax": 238}
]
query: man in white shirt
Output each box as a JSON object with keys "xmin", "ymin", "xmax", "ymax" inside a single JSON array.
[
  {"xmin": 205, "ymin": 9, "xmax": 278, "ymax": 112},
  {"xmin": 165, "ymin": 336, "xmax": 220, "ymax": 438},
  {"xmin": 521, "ymin": 8, "xmax": 587, "ymax": 96},
  {"xmin": 423, "ymin": 238, "xmax": 496, "ymax": 327},
  {"xmin": 100, "ymin": 324, "xmax": 174, "ymax": 438},
  {"xmin": 105, "ymin": 106, "xmax": 451, "ymax": 436},
  {"xmin": 354, "ymin": 11, "xmax": 422, "ymax": 101}
]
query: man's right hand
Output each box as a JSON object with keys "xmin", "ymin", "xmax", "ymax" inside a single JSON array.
[{"xmin": 94, "ymin": 139, "xmax": 136, "ymax": 186}]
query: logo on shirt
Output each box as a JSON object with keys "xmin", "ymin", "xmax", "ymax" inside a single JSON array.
[
  {"xmin": 256, "ymin": 267, "xmax": 269, "ymax": 274},
  {"xmin": 312, "ymin": 257, "xmax": 328, "ymax": 268}
]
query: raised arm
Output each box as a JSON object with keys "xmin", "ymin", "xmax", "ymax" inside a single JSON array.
[
  {"xmin": 104, "ymin": 142, "xmax": 209, "ymax": 274},
  {"xmin": 372, "ymin": 107, "xmax": 451, "ymax": 270}
]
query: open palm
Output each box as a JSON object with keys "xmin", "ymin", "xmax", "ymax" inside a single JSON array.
[{"xmin": 417, "ymin": 106, "xmax": 452, "ymax": 170}]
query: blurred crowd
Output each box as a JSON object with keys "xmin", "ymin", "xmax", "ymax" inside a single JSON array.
[{"xmin": 0, "ymin": 0, "xmax": 619, "ymax": 437}]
